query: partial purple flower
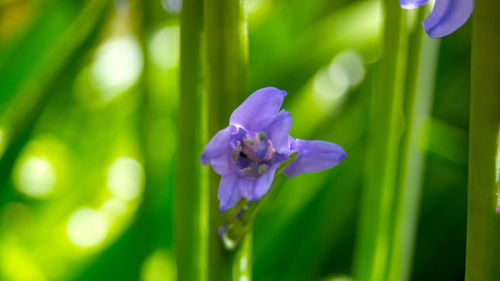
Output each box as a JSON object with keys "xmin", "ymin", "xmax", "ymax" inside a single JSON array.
[
  {"xmin": 201, "ymin": 87, "xmax": 346, "ymax": 212},
  {"xmin": 400, "ymin": 0, "xmax": 474, "ymax": 38}
]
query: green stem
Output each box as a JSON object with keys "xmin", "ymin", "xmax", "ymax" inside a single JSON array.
[
  {"xmin": 354, "ymin": 3, "xmax": 441, "ymax": 280},
  {"xmin": 204, "ymin": 1, "xmax": 249, "ymax": 280},
  {"xmin": 353, "ymin": 0, "xmax": 409, "ymax": 280},
  {"xmin": 387, "ymin": 7, "xmax": 440, "ymax": 281},
  {"xmin": 176, "ymin": 0, "xmax": 209, "ymax": 280},
  {"xmin": 233, "ymin": 231, "xmax": 252, "ymax": 281},
  {"xmin": 465, "ymin": 0, "xmax": 500, "ymax": 279}
]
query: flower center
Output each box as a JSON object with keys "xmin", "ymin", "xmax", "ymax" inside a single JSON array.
[{"xmin": 231, "ymin": 131, "xmax": 275, "ymax": 178}]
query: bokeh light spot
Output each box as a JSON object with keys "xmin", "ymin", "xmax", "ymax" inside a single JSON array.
[
  {"xmin": 313, "ymin": 66, "xmax": 349, "ymax": 113},
  {"xmin": 91, "ymin": 35, "xmax": 143, "ymax": 102},
  {"xmin": 18, "ymin": 157, "xmax": 56, "ymax": 198},
  {"xmin": 161, "ymin": 0, "xmax": 181, "ymax": 14},
  {"xmin": 66, "ymin": 208, "xmax": 108, "ymax": 248},
  {"xmin": 107, "ymin": 156, "xmax": 144, "ymax": 201},
  {"xmin": 149, "ymin": 26, "xmax": 180, "ymax": 70},
  {"xmin": 140, "ymin": 249, "xmax": 176, "ymax": 281},
  {"xmin": 100, "ymin": 198, "xmax": 128, "ymax": 221},
  {"xmin": 313, "ymin": 49, "xmax": 365, "ymax": 113},
  {"xmin": 331, "ymin": 49, "xmax": 365, "ymax": 87},
  {"xmin": 246, "ymin": 0, "xmax": 266, "ymax": 14}
]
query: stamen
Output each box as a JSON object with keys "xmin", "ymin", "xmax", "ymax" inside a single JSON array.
[
  {"xmin": 232, "ymin": 141, "xmax": 242, "ymax": 160},
  {"xmin": 238, "ymin": 131, "xmax": 276, "ymax": 163},
  {"xmin": 241, "ymin": 167, "xmax": 253, "ymax": 175},
  {"xmin": 258, "ymin": 131, "xmax": 268, "ymax": 141},
  {"xmin": 257, "ymin": 164, "xmax": 269, "ymax": 175},
  {"xmin": 243, "ymin": 138, "xmax": 255, "ymax": 145}
]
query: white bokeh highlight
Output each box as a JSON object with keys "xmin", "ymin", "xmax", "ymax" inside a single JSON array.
[
  {"xmin": 91, "ymin": 36, "xmax": 143, "ymax": 102},
  {"xmin": 149, "ymin": 26, "xmax": 180, "ymax": 70},
  {"xmin": 18, "ymin": 157, "xmax": 56, "ymax": 198},
  {"xmin": 66, "ymin": 208, "xmax": 108, "ymax": 248},
  {"xmin": 107, "ymin": 156, "xmax": 144, "ymax": 201},
  {"xmin": 313, "ymin": 49, "xmax": 365, "ymax": 113}
]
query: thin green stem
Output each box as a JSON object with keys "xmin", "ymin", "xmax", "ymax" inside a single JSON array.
[
  {"xmin": 176, "ymin": 0, "xmax": 209, "ymax": 280},
  {"xmin": 204, "ymin": 1, "xmax": 249, "ymax": 280},
  {"xmin": 233, "ymin": 231, "xmax": 252, "ymax": 281},
  {"xmin": 353, "ymin": 0, "xmax": 409, "ymax": 280},
  {"xmin": 354, "ymin": 3, "xmax": 441, "ymax": 280},
  {"xmin": 387, "ymin": 7, "xmax": 440, "ymax": 281},
  {"xmin": 465, "ymin": 0, "xmax": 500, "ymax": 279}
]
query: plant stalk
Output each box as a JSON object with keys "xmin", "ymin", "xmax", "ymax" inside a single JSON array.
[
  {"xmin": 353, "ymin": 0, "xmax": 409, "ymax": 280},
  {"xmin": 465, "ymin": 0, "xmax": 500, "ymax": 279},
  {"xmin": 204, "ymin": 0, "xmax": 249, "ymax": 280},
  {"xmin": 176, "ymin": 0, "xmax": 209, "ymax": 280},
  {"xmin": 386, "ymin": 6, "xmax": 440, "ymax": 281}
]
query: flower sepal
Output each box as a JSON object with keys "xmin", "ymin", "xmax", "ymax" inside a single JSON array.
[{"xmin": 218, "ymin": 151, "xmax": 298, "ymax": 250}]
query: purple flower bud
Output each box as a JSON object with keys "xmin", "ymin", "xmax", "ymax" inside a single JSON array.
[
  {"xmin": 201, "ymin": 87, "xmax": 346, "ymax": 212},
  {"xmin": 400, "ymin": 0, "xmax": 474, "ymax": 38}
]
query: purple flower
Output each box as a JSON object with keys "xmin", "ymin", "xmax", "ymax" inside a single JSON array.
[
  {"xmin": 201, "ymin": 87, "xmax": 346, "ymax": 212},
  {"xmin": 400, "ymin": 0, "xmax": 474, "ymax": 38}
]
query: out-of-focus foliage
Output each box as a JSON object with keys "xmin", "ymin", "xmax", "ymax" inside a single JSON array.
[{"xmin": 0, "ymin": 0, "xmax": 469, "ymax": 281}]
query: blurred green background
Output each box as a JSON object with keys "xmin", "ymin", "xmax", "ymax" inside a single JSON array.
[{"xmin": 0, "ymin": 0, "xmax": 469, "ymax": 280}]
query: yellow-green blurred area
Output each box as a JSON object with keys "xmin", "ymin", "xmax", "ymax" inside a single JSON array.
[{"xmin": 0, "ymin": 0, "xmax": 468, "ymax": 281}]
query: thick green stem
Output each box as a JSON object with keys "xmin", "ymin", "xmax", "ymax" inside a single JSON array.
[
  {"xmin": 465, "ymin": 0, "xmax": 500, "ymax": 280},
  {"xmin": 353, "ymin": 1, "xmax": 408, "ymax": 280},
  {"xmin": 204, "ymin": 1, "xmax": 249, "ymax": 280},
  {"xmin": 176, "ymin": 1, "xmax": 209, "ymax": 280},
  {"xmin": 387, "ymin": 7, "xmax": 440, "ymax": 281}
]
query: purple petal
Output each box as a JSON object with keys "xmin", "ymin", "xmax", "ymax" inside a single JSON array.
[
  {"xmin": 209, "ymin": 153, "xmax": 234, "ymax": 175},
  {"xmin": 265, "ymin": 110, "xmax": 293, "ymax": 154},
  {"xmin": 283, "ymin": 139, "xmax": 346, "ymax": 178},
  {"xmin": 229, "ymin": 87, "xmax": 287, "ymax": 132},
  {"xmin": 253, "ymin": 165, "xmax": 278, "ymax": 200},
  {"xmin": 237, "ymin": 177, "xmax": 254, "ymax": 200},
  {"xmin": 218, "ymin": 175, "xmax": 242, "ymax": 212},
  {"xmin": 422, "ymin": 0, "xmax": 474, "ymax": 38},
  {"xmin": 201, "ymin": 126, "xmax": 234, "ymax": 165},
  {"xmin": 400, "ymin": 0, "xmax": 429, "ymax": 9}
]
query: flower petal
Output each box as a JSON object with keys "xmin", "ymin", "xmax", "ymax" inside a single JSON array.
[
  {"xmin": 283, "ymin": 139, "xmax": 346, "ymax": 178},
  {"xmin": 400, "ymin": 0, "xmax": 429, "ymax": 9},
  {"xmin": 264, "ymin": 110, "xmax": 293, "ymax": 154},
  {"xmin": 229, "ymin": 87, "xmax": 287, "ymax": 132},
  {"xmin": 422, "ymin": 0, "xmax": 474, "ymax": 38},
  {"xmin": 218, "ymin": 175, "xmax": 242, "ymax": 212},
  {"xmin": 253, "ymin": 165, "xmax": 278, "ymax": 200},
  {"xmin": 201, "ymin": 126, "xmax": 234, "ymax": 165},
  {"xmin": 209, "ymin": 153, "xmax": 234, "ymax": 175},
  {"xmin": 237, "ymin": 177, "xmax": 254, "ymax": 200}
]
